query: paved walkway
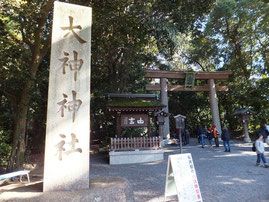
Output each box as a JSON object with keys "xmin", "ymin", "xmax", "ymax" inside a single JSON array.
[
  {"xmin": 90, "ymin": 138, "xmax": 269, "ymax": 202},
  {"xmin": 1, "ymin": 138, "xmax": 269, "ymax": 201}
]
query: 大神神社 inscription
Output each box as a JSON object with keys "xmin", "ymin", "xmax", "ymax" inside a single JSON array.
[
  {"xmin": 43, "ymin": 2, "xmax": 92, "ymax": 192},
  {"xmin": 59, "ymin": 51, "xmax": 84, "ymax": 81},
  {"xmin": 57, "ymin": 90, "xmax": 82, "ymax": 122},
  {"xmin": 55, "ymin": 133, "xmax": 82, "ymax": 161},
  {"xmin": 61, "ymin": 16, "xmax": 87, "ymax": 44}
]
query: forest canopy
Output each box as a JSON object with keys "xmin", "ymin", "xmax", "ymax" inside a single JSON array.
[{"xmin": 0, "ymin": 0, "xmax": 268, "ymax": 171}]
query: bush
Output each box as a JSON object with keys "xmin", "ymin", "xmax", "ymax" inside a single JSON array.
[{"xmin": 0, "ymin": 130, "xmax": 12, "ymax": 168}]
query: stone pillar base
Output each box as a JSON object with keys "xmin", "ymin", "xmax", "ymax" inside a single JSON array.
[{"xmin": 109, "ymin": 149, "xmax": 164, "ymax": 165}]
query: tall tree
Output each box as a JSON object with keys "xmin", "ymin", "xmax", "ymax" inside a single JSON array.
[
  {"xmin": 88, "ymin": 0, "xmax": 214, "ymax": 138},
  {"xmin": 0, "ymin": 0, "xmax": 215, "ymax": 170},
  {"xmin": 0, "ymin": 0, "xmax": 54, "ymax": 170},
  {"xmin": 180, "ymin": 0, "xmax": 269, "ymax": 130}
]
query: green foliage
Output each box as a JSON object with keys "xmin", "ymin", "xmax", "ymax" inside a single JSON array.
[
  {"xmin": 0, "ymin": 1, "xmax": 52, "ymax": 96},
  {"xmin": 121, "ymin": 127, "xmax": 148, "ymax": 138},
  {"xmin": 0, "ymin": 130, "xmax": 12, "ymax": 167},
  {"xmin": 87, "ymin": 0, "xmax": 215, "ymax": 140},
  {"xmin": 0, "ymin": 0, "xmax": 53, "ymax": 170},
  {"xmin": 2, "ymin": 0, "xmax": 268, "ymax": 158},
  {"xmin": 107, "ymin": 100, "xmax": 165, "ymax": 107},
  {"xmin": 179, "ymin": 0, "xmax": 269, "ymax": 134},
  {"xmin": 0, "ymin": 94, "xmax": 12, "ymax": 168}
]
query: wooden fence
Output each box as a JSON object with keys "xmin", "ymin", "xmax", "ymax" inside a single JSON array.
[{"xmin": 110, "ymin": 136, "xmax": 161, "ymax": 151}]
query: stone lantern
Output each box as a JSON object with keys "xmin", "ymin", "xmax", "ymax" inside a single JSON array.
[
  {"xmin": 155, "ymin": 110, "xmax": 170, "ymax": 146},
  {"xmin": 232, "ymin": 107, "xmax": 256, "ymax": 142}
]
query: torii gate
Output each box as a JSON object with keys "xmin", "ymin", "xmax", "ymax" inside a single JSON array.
[{"xmin": 145, "ymin": 70, "xmax": 232, "ymax": 142}]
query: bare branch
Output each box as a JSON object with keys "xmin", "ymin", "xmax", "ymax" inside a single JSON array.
[
  {"xmin": 181, "ymin": 52, "xmax": 206, "ymax": 72},
  {"xmin": 30, "ymin": 0, "xmax": 54, "ymax": 75}
]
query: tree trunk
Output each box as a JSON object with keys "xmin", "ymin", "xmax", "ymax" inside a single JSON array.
[{"xmin": 7, "ymin": 81, "xmax": 32, "ymax": 171}]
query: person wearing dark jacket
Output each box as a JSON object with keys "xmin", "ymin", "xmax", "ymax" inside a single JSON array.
[
  {"xmin": 196, "ymin": 126, "xmax": 201, "ymax": 143},
  {"xmin": 207, "ymin": 128, "xmax": 213, "ymax": 147},
  {"xmin": 221, "ymin": 127, "xmax": 231, "ymax": 152},
  {"xmin": 258, "ymin": 123, "xmax": 269, "ymax": 140},
  {"xmin": 198, "ymin": 122, "xmax": 207, "ymax": 148}
]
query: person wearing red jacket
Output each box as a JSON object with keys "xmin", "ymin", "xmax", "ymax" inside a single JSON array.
[{"xmin": 213, "ymin": 125, "xmax": 219, "ymax": 147}]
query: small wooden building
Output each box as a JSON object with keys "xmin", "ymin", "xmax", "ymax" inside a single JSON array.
[
  {"xmin": 107, "ymin": 93, "xmax": 166, "ymax": 138},
  {"xmin": 106, "ymin": 93, "xmax": 166, "ymax": 164}
]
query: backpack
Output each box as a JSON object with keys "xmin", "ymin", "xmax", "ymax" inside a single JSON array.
[{"xmin": 252, "ymin": 143, "xmax": 256, "ymax": 152}]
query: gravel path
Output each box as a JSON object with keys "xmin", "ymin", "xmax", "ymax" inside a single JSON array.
[
  {"xmin": 1, "ymin": 138, "xmax": 268, "ymax": 202},
  {"xmin": 90, "ymin": 138, "xmax": 269, "ymax": 202}
]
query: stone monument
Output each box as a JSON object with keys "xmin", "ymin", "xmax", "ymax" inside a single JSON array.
[{"xmin": 43, "ymin": 2, "xmax": 92, "ymax": 191}]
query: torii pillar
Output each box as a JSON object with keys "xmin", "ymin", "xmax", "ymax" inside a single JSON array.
[
  {"xmin": 160, "ymin": 78, "xmax": 170, "ymax": 141},
  {"xmin": 209, "ymin": 79, "xmax": 222, "ymax": 135}
]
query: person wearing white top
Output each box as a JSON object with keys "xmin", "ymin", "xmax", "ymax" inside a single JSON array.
[{"xmin": 255, "ymin": 134, "xmax": 269, "ymax": 168}]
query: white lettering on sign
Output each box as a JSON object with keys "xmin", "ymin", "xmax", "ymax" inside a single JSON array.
[
  {"xmin": 120, "ymin": 114, "xmax": 148, "ymax": 127},
  {"xmin": 164, "ymin": 153, "xmax": 202, "ymax": 202},
  {"xmin": 137, "ymin": 117, "xmax": 144, "ymax": 124},
  {"xmin": 129, "ymin": 117, "xmax": 135, "ymax": 124}
]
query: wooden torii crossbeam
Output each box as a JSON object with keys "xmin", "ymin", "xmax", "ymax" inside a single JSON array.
[
  {"xmin": 145, "ymin": 70, "xmax": 232, "ymax": 92},
  {"xmin": 146, "ymin": 84, "xmax": 229, "ymax": 92}
]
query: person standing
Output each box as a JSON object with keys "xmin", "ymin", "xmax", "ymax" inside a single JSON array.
[
  {"xmin": 207, "ymin": 128, "xmax": 213, "ymax": 147},
  {"xmin": 198, "ymin": 122, "xmax": 207, "ymax": 148},
  {"xmin": 221, "ymin": 127, "xmax": 231, "ymax": 152},
  {"xmin": 196, "ymin": 126, "xmax": 201, "ymax": 143},
  {"xmin": 266, "ymin": 123, "xmax": 269, "ymax": 133},
  {"xmin": 181, "ymin": 128, "xmax": 187, "ymax": 145},
  {"xmin": 266, "ymin": 123, "xmax": 269, "ymax": 145},
  {"xmin": 255, "ymin": 134, "xmax": 269, "ymax": 168},
  {"xmin": 184, "ymin": 128, "xmax": 190, "ymax": 145},
  {"xmin": 258, "ymin": 123, "xmax": 269, "ymax": 140},
  {"xmin": 212, "ymin": 125, "xmax": 219, "ymax": 147}
]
